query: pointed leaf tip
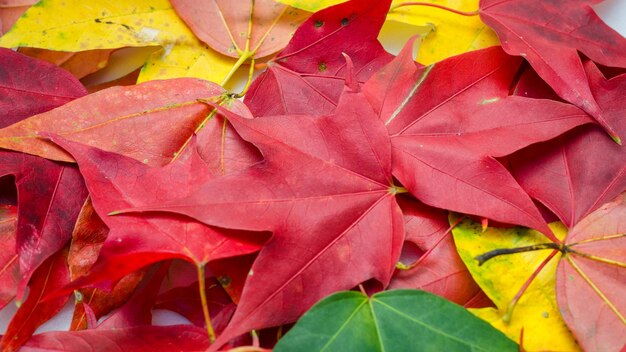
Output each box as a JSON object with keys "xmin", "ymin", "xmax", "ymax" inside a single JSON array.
[
  {"xmin": 341, "ymin": 52, "xmax": 359, "ymax": 92},
  {"xmin": 611, "ymin": 134, "xmax": 622, "ymax": 145}
]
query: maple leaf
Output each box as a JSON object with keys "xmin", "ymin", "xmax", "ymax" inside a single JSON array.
[
  {"xmin": 0, "ymin": 151, "xmax": 87, "ymax": 301},
  {"xmin": 171, "ymin": 0, "xmax": 308, "ymax": 60},
  {"xmin": 18, "ymin": 47, "xmax": 113, "ymax": 80},
  {"xmin": 479, "ymin": 0, "xmax": 626, "ymax": 142},
  {"xmin": 0, "ymin": 79, "xmax": 257, "ymax": 169},
  {"xmin": 0, "ymin": 0, "xmax": 239, "ymax": 84},
  {"xmin": 556, "ymin": 193, "xmax": 626, "ymax": 351},
  {"xmin": 455, "ymin": 193, "xmax": 626, "ymax": 351},
  {"xmin": 510, "ymin": 61, "xmax": 626, "ymax": 227},
  {"xmin": 364, "ymin": 39, "xmax": 594, "ymax": 241},
  {"xmin": 453, "ymin": 219, "xmax": 580, "ymax": 350},
  {"xmin": 44, "ymin": 135, "xmax": 265, "ymax": 303},
  {"xmin": 389, "ymin": 196, "xmax": 484, "ymax": 305},
  {"xmin": 0, "ymin": 48, "xmax": 88, "ymax": 300},
  {"xmin": 245, "ymin": 0, "xmax": 393, "ymax": 116},
  {"xmin": 122, "ymin": 71, "xmax": 405, "ymax": 347},
  {"xmin": 388, "ymin": 0, "xmax": 499, "ymax": 65},
  {"xmin": 0, "ymin": 48, "xmax": 87, "ymax": 128}
]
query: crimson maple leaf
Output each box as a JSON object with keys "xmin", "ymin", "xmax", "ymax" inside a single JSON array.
[
  {"xmin": 479, "ymin": 0, "xmax": 626, "ymax": 142},
  {"xmin": 245, "ymin": 0, "xmax": 393, "ymax": 116},
  {"xmin": 120, "ymin": 66, "xmax": 405, "ymax": 347},
  {"xmin": 363, "ymin": 40, "xmax": 594, "ymax": 242},
  {"xmin": 0, "ymin": 48, "xmax": 88, "ymax": 301},
  {"xmin": 45, "ymin": 136, "xmax": 265, "ymax": 293},
  {"xmin": 510, "ymin": 61, "xmax": 626, "ymax": 228}
]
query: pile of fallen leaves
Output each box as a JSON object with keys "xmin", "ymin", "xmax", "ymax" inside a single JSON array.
[{"xmin": 0, "ymin": 0, "xmax": 624, "ymax": 351}]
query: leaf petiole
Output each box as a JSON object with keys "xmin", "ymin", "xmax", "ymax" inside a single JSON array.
[
  {"xmin": 196, "ymin": 264, "xmax": 216, "ymax": 343},
  {"xmin": 475, "ymin": 242, "xmax": 562, "ymax": 266},
  {"xmin": 389, "ymin": 2, "xmax": 480, "ymax": 16}
]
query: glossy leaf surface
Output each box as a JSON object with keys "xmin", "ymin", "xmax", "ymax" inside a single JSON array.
[{"xmin": 275, "ymin": 290, "xmax": 517, "ymax": 352}]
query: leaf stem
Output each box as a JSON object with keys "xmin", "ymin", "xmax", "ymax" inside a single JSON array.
[
  {"xmin": 390, "ymin": 2, "xmax": 480, "ymax": 16},
  {"xmin": 235, "ymin": 57, "xmax": 256, "ymax": 98},
  {"xmin": 475, "ymin": 243, "xmax": 561, "ymax": 266},
  {"xmin": 502, "ymin": 249, "xmax": 558, "ymax": 324},
  {"xmin": 197, "ymin": 264, "xmax": 216, "ymax": 343},
  {"xmin": 220, "ymin": 53, "xmax": 251, "ymax": 87}
]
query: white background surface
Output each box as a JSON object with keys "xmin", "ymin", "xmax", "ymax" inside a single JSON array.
[{"xmin": 1, "ymin": 0, "xmax": 625, "ymax": 336}]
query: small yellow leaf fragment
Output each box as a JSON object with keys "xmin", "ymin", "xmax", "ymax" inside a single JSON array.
[
  {"xmin": 388, "ymin": 0, "xmax": 499, "ymax": 65},
  {"xmin": 0, "ymin": 0, "xmax": 233, "ymax": 83},
  {"xmin": 452, "ymin": 217, "xmax": 580, "ymax": 351},
  {"xmin": 138, "ymin": 40, "xmax": 236, "ymax": 84},
  {"xmin": 274, "ymin": 0, "xmax": 346, "ymax": 13}
]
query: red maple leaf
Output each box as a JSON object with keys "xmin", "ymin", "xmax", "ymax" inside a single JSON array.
[
  {"xmin": 479, "ymin": 0, "xmax": 626, "ymax": 141},
  {"xmin": 118, "ymin": 66, "xmax": 405, "ymax": 347}
]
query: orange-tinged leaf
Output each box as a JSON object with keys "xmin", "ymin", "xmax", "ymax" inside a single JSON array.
[
  {"xmin": 0, "ymin": 79, "xmax": 249, "ymax": 167},
  {"xmin": 18, "ymin": 48, "xmax": 113, "ymax": 79},
  {"xmin": 172, "ymin": 0, "xmax": 309, "ymax": 59},
  {"xmin": 0, "ymin": 0, "xmax": 36, "ymax": 36}
]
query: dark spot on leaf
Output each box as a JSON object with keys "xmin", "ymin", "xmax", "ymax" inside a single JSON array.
[
  {"xmin": 218, "ymin": 275, "xmax": 231, "ymax": 286},
  {"xmin": 341, "ymin": 18, "xmax": 349, "ymax": 26},
  {"xmin": 314, "ymin": 20, "xmax": 323, "ymax": 28},
  {"xmin": 318, "ymin": 62, "xmax": 327, "ymax": 72},
  {"xmin": 94, "ymin": 18, "xmax": 102, "ymax": 23}
]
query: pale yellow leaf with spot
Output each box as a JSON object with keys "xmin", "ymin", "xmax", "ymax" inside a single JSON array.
[
  {"xmin": 138, "ymin": 40, "xmax": 234, "ymax": 84},
  {"xmin": 388, "ymin": 0, "xmax": 499, "ymax": 65},
  {"xmin": 451, "ymin": 216, "xmax": 580, "ymax": 351},
  {"xmin": 274, "ymin": 0, "xmax": 343, "ymax": 13},
  {"xmin": 0, "ymin": 0, "xmax": 236, "ymax": 83}
]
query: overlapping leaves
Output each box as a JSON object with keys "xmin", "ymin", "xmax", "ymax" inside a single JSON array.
[{"xmin": 0, "ymin": 0, "xmax": 624, "ymax": 351}]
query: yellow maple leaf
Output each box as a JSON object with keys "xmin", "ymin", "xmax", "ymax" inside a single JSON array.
[
  {"xmin": 451, "ymin": 216, "xmax": 580, "ymax": 351},
  {"xmin": 0, "ymin": 0, "xmax": 237, "ymax": 84}
]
